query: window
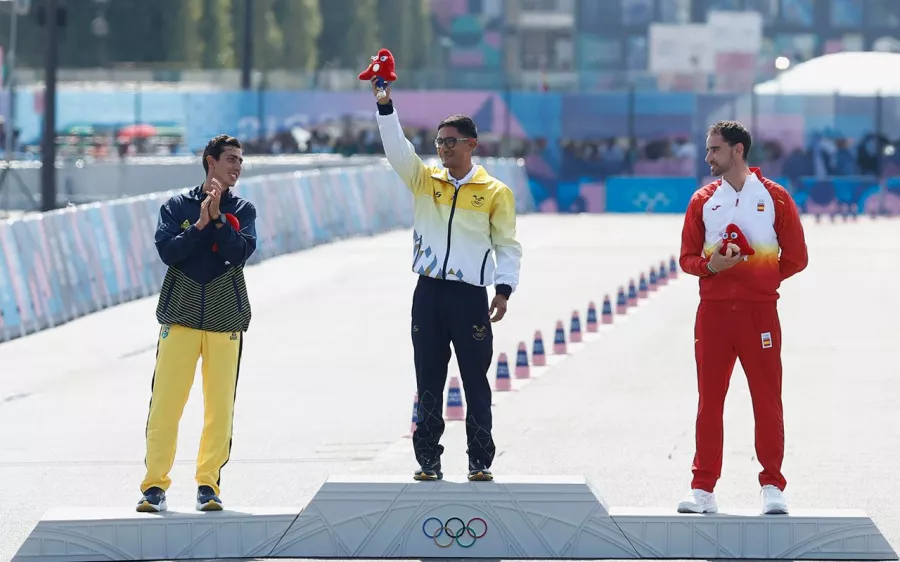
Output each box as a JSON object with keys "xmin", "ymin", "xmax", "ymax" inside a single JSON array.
[
  {"xmin": 773, "ymin": 33, "xmax": 818, "ymax": 63},
  {"xmin": 706, "ymin": 0, "xmax": 740, "ymax": 17},
  {"xmin": 659, "ymin": 0, "xmax": 691, "ymax": 23},
  {"xmin": 621, "ymin": 0, "xmax": 652, "ymax": 25},
  {"xmin": 626, "ymin": 35, "xmax": 648, "ymax": 69},
  {"xmin": 577, "ymin": 0, "xmax": 621, "ymax": 30},
  {"xmin": 522, "ymin": 0, "xmax": 560, "ymax": 10},
  {"xmin": 519, "ymin": 31, "xmax": 576, "ymax": 70},
  {"xmin": 745, "ymin": 0, "xmax": 779, "ymax": 23},
  {"xmin": 822, "ymin": 33, "xmax": 864, "ymax": 54},
  {"xmin": 830, "ymin": 0, "xmax": 863, "ymax": 26},
  {"xmin": 780, "ymin": 0, "xmax": 814, "ymax": 26},
  {"xmin": 866, "ymin": 0, "xmax": 900, "ymax": 27},
  {"xmin": 577, "ymin": 34, "xmax": 623, "ymax": 70}
]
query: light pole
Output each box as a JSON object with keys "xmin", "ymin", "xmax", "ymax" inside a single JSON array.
[{"xmin": 40, "ymin": 0, "xmax": 61, "ymax": 212}]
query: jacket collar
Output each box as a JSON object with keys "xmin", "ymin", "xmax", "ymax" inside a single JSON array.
[
  {"xmin": 430, "ymin": 164, "xmax": 491, "ymax": 185},
  {"xmin": 186, "ymin": 183, "xmax": 235, "ymax": 202},
  {"xmin": 719, "ymin": 167, "xmax": 766, "ymax": 192}
]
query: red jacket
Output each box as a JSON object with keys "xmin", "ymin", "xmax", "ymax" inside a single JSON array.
[{"xmin": 679, "ymin": 168, "xmax": 808, "ymax": 302}]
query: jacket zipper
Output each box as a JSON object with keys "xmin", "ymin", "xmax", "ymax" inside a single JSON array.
[
  {"xmin": 480, "ymin": 249, "xmax": 490, "ymax": 285},
  {"xmin": 731, "ymin": 192, "xmax": 740, "ymax": 304},
  {"xmin": 199, "ymin": 284, "xmax": 206, "ymax": 329},
  {"xmin": 441, "ymin": 183, "xmax": 461, "ymax": 279},
  {"xmin": 232, "ymin": 276, "xmax": 243, "ymax": 312}
]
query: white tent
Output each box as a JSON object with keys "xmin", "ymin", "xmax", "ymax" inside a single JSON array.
[{"xmin": 753, "ymin": 51, "xmax": 900, "ymax": 96}]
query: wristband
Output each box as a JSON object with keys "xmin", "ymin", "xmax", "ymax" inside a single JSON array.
[{"xmin": 706, "ymin": 262, "xmax": 717, "ymax": 274}]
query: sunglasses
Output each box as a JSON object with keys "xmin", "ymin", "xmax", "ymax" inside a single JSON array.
[{"xmin": 434, "ymin": 137, "xmax": 470, "ymax": 149}]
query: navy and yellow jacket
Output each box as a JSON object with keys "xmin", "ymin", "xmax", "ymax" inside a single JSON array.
[
  {"xmin": 375, "ymin": 101, "xmax": 522, "ymax": 298},
  {"xmin": 154, "ymin": 184, "xmax": 257, "ymax": 333}
]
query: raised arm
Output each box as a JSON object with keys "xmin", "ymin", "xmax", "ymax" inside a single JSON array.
[{"xmin": 372, "ymin": 82, "xmax": 429, "ymax": 196}]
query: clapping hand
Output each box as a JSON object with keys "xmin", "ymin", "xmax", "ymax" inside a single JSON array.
[{"xmin": 205, "ymin": 178, "xmax": 223, "ymax": 222}]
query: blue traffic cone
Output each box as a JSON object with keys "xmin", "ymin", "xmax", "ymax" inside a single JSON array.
[
  {"xmin": 601, "ymin": 294, "xmax": 613, "ymax": 324},
  {"xmin": 553, "ymin": 320, "xmax": 567, "ymax": 354},
  {"xmin": 616, "ymin": 287, "xmax": 627, "ymax": 314},
  {"xmin": 649, "ymin": 266, "xmax": 658, "ymax": 291},
  {"xmin": 495, "ymin": 353, "xmax": 512, "ymax": 391},
  {"xmin": 586, "ymin": 301, "xmax": 598, "ymax": 332},
  {"xmin": 408, "ymin": 392, "xmax": 418, "ymax": 436},
  {"xmin": 658, "ymin": 260, "xmax": 668, "ymax": 285},
  {"xmin": 569, "ymin": 311, "xmax": 582, "ymax": 342},
  {"xmin": 532, "ymin": 330, "xmax": 546, "ymax": 366},
  {"xmin": 628, "ymin": 279, "xmax": 639, "ymax": 306},
  {"xmin": 637, "ymin": 274, "xmax": 648, "ymax": 299},
  {"xmin": 669, "ymin": 255, "xmax": 678, "ymax": 278},
  {"xmin": 515, "ymin": 341, "xmax": 530, "ymax": 378}
]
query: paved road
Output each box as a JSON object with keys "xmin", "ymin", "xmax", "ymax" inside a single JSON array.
[{"xmin": 1, "ymin": 214, "xmax": 897, "ymax": 561}]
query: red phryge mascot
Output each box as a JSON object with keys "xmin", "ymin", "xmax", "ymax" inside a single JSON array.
[
  {"xmin": 359, "ymin": 48, "xmax": 397, "ymax": 100},
  {"xmin": 212, "ymin": 213, "xmax": 240, "ymax": 253},
  {"xmin": 719, "ymin": 223, "xmax": 755, "ymax": 259}
]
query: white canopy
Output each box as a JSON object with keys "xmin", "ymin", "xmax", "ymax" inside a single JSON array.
[{"xmin": 753, "ymin": 51, "xmax": 900, "ymax": 96}]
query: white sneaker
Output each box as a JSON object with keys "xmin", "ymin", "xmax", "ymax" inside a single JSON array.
[
  {"xmin": 760, "ymin": 484, "xmax": 788, "ymax": 514},
  {"xmin": 677, "ymin": 489, "xmax": 718, "ymax": 513}
]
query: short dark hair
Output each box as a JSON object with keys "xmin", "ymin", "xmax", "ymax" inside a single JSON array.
[
  {"xmin": 708, "ymin": 121, "xmax": 751, "ymax": 161},
  {"xmin": 203, "ymin": 134, "xmax": 242, "ymax": 174},
  {"xmin": 438, "ymin": 114, "xmax": 478, "ymax": 139}
]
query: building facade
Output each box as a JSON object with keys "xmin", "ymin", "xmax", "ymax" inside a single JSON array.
[{"xmin": 430, "ymin": 0, "xmax": 900, "ymax": 91}]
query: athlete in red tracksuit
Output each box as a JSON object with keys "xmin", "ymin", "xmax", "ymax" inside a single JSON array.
[{"xmin": 677, "ymin": 121, "xmax": 808, "ymax": 516}]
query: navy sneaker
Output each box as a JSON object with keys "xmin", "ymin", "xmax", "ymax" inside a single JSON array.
[
  {"xmin": 468, "ymin": 460, "xmax": 494, "ymax": 481},
  {"xmin": 136, "ymin": 486, "xmax": 167, "ymax": 513},
  {"xmin": 196, "ymin": 485, "xmax": 223, "ymax": 511},
  {"xmin": 468, "ymin": 468, "xmax": 494, "ymax": 481},
  {"xmin": 413, "ymin": 459, "xmax": 443, "ymax": 481}
]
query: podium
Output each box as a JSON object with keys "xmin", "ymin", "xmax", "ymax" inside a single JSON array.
[{"xmin": 14, "ymin": 475, "xmax": 897, "ymax": 561}]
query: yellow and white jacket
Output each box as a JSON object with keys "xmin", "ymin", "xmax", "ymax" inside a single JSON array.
[{"xmin": 376, "ymin": 103, "xmax": 522, "ymax": 297}]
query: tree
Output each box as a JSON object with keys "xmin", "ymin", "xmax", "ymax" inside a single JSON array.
[
  {"xmin": 408, "ymin": 0, "xmax": 432, "ymax": 70},
  {"xmin": 318, "ymin": 0, "xmax": 379, "ymax": 69},
  {"xmin": 376, "ymin": 0, "xmax": 413, "ymax": 69},
  {"xmin": 106, "ymin": 0, "xmax": 159, "ymax": 64},
  {"xmin": 57, "ymin": 0, "xmax": 101, "ymax": 68},
  {"xmin": 252, "ymin": 0, "xmax": 283, "ymax": 70},
  {"xmin": 158, "ymin": 0, "xmax": 203, "ymax": 67},
  {"xmin": 276, "ymin": 0, "xmax": 321, "ymax": 71},
  {"xmin": 199, "ymin": 0, "xmax": 236, "ymax": 68}
]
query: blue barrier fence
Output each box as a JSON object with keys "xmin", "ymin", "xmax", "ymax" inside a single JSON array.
[
  {"xmin": 0, "ymin": 158, "xmax": 534, "ymax": 344},
  {"xmin": 569, "ymin": 174, "xmax": 900, "ymax": 215}
]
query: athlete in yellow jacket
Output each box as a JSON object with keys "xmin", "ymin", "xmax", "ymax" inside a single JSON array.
[{"xmin": 372, "ymin": 78, "xmax": 523, "ymax": 482}]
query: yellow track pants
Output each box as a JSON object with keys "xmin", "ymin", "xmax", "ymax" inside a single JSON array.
[{"xmin": 140, "ymin": 323, "xmax": 243, "ymax": 497}]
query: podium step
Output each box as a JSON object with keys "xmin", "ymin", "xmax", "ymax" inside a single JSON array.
[{"xmin": 13, "ymin": 475, "xmax": 898, "ymax": 561}]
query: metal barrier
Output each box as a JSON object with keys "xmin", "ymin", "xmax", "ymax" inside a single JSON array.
[
  {"xmin": 0, "ymin": 154, "xmax": 386, "ymax": 212},
  {"xmin": 0, "ymin": 157, "xmax": 533, "ymax": 343}
]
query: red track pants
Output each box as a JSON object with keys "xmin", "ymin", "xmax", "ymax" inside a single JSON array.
[{"xmin": 690, "ymin": 300, "xmax": 787, "ymax": 492}]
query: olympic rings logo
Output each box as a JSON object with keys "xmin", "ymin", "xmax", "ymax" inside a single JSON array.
[{"xmin": 422, "ymin": 516, "xmax": 488, "ymax": 548}]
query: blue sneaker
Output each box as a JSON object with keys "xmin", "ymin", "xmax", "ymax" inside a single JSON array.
[
  {"xmin": 413, "ymin": 458, "xmax": 443, "ymax": 481},
  {"xmin": 468, "ymin": 468, "xmax": 493, "ymax": 481},
  {"xmin": 468, "ymin": 459, "xmax": 494, "ymax": 481},
  {"xmin": 136, "ymin": 486, "xmax": 167, "ymax": 512},
  {"xmin": 196, "ymin": 485, "xmax": 223, "ymax": 511}
]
